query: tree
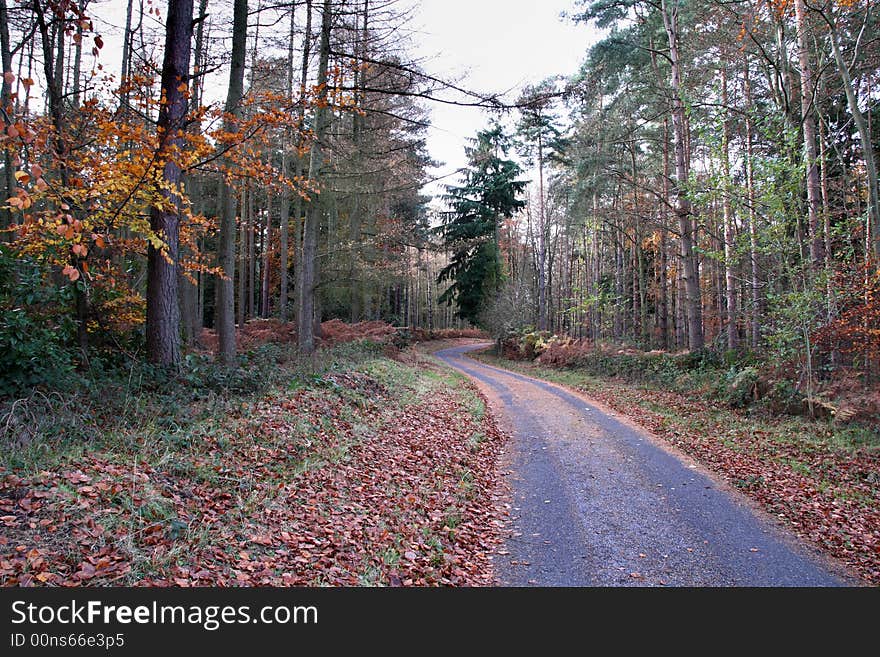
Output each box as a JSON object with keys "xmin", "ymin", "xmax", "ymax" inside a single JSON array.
[
  {"xmin": 794, "ymin": 0, "xmax": 823, "ymax": 267},
  {"xmin": 145, "ymin": 0, "xmax": 194, "ymax": 366},
  {"xmin": 216, "ymin": 0, "xmax": 248, "ymax": 366},
  {"xmin": 437, "ymin": 124, "xmax": 526, "ymax": 325},
  {"xmin": 812, "ymin": 0, "xmax": 880, "ymax": 261},
  {"xmin": 296, "ymin": 0, "xmax": 332, "ymax": 355},
  {"xmin": 0, "ymin": 0, "xmax": 14, "ymax": 231},
  {"xmin": 516, "ymin": 80, "xmax": 565, "ymax": 332},
  {"xmin": 661, "ymin": 0, "xmax": 703, "ymax": 350}
]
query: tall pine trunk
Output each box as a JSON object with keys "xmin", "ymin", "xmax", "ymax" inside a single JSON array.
[
  {"xmin": 216, "ymin": 0, "xmax": 248, "ymax": 365},
  {"xmin": 662, "ymin": 0, "xmax": 703, "ymax": 350},
  {"xmin": 744, "ymin": 60, "xmax": 761, "ymax": 348},
  {"xmin": 536, "ymin": 129, "xmax": 548, "ymax": 331},
  {"xmin": 278, "ymin": 5, "xmax": 296, "ymax": 324},
  {"xmin": 146, "ymin": 0, "xmax": 194, "ymax": 366},
  {"xmin": 179, "ymin": 0, "xmax": 209, "ymax": 347},
  {"xmin": 794, "ymin": 0, "xmax": 823, "ymax": 267},
  {"xmin": 292, "ymin": 0, "xmax": 312, "ymax": 330},
  {"xmin": 721, "ymin": 65, "xmax": 738, "ymax": 350},
  {"xmin": 297, "ymin": 0, "xmax": 331, "ymax": 354}
]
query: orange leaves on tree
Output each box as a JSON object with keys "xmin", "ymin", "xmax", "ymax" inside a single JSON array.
[{"xmin": 1, "ymin": 11, "xmax": 358, "ymax": 340}]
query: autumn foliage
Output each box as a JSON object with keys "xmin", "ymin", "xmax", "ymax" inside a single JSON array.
[{"xmin": 815, "ymin": 261, "xmax": 880, "ymax": 368}]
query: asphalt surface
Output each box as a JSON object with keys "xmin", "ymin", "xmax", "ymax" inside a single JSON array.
[{"xmin": 435, "ymin": 343, "xmax": 852, "ymax": 587}]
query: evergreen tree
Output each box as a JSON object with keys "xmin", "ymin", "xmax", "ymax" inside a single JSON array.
[{"xmin": 437, "ymin": 124, "xmax": 526, "ymax": 325}]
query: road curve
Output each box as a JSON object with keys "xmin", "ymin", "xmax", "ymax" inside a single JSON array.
[{"xmin": 435, "ymin": 343, "xmax": 853, "ymax": 587}]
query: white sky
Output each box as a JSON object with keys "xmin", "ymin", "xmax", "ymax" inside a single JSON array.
[{"xmin": 405, "ymin": 0, "xmax": 595, "ymax": 199}]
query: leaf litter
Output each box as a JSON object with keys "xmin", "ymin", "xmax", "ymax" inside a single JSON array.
[{"xmin": 0, "ymin": 353, "xmax": 506, "ymax": 587}]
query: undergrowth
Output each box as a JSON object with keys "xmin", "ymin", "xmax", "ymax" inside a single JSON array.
[{"xmin": 0, "ymin": 340, "xmax": 390, "ymax": 473}]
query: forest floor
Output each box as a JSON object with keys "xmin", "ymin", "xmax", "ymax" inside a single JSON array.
[
  {"xmin": 469, "ymin": 346, "xmax": 879, "ymax": 585},
  {"xmin": 4, "ymin": 332, "xmax": 876, "ymax": 587},
  {"xmin": 0, "ymin": 340, "xmax": 505, "ymax": 586}
]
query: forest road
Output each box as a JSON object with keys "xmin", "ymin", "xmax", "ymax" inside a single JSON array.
[{"xmin": 435, "ymin": 343, "xmax": 854, "ymax": 587}]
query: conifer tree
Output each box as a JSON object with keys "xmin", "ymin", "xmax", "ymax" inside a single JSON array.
[{"xmin": 437, "ymin": 124, "xmax": 526, "ymax": 325}]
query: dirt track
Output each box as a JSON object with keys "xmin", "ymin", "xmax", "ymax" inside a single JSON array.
[{"xmin": 436, "ymin": 343, "xmax": 855, "ymax": 586}]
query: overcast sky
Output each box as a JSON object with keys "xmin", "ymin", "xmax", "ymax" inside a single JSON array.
[{"xmin": 405, "ymin": 0, "xmax": 596, "ymax": 199}]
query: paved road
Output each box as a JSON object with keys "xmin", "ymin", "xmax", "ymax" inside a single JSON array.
[{"xmin": 435, "ymin": 343, "xmax": 852, "ymax": 587}]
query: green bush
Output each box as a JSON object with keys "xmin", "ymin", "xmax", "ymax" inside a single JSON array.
[
  {"xmin": 712, "ymin": 366, "xmax": 760, "ymax": 408},
  {"xmin": 0, "ymin": 253, "xmax": 79, "ymax": 397},
  {"xmin": 175, "ymin": 344, "xmax": 292, "ymax": 395},
  {"xmin": 763, "ymin": 377, "xmax": 803, "ymax": 414}
]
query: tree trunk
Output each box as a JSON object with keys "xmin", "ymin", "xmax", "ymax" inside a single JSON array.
[
  {"xmin": 297, "ymin": 0, "xmax": 331, "ymax": 354},
  {"xmin": 537, "ymin": 129, "xmax": 548, "ymax": 331},
  {"xmin": 744, "ymin": 61, "xmax": 761, "ymax": 348},
  {"xmin": 237, "ymin": 185, "xmax": 247, "ymax": 326},
  {"xmin": 349, "ymin": 0, "xmax": 369, "ymax": 324},
  {"xmin": 247, "ymin": 182, "xmax": 255, "ymax": 318},
  {"xmin": 278, "ymin": 5, "xmax": 295, "ymax": 324},
  {"xmin": 179, "ymin": 0, "xmax": 209, "ymax": 347},
  {"xmin": 0, "ymin": 0, "xmax": 14, "ymax": 231},
  {"xmin": 721, "ymin": 65, "xmax": 738, "ymax": 350},
  {"xmin": 120, "ymin": 0, "xmax": 134, "ymax": 106},
  {"xmin": 262, "ymin": 193, "xmax": 272, "ymax": 318},
  {"xmin": 794, "ymin": 0, "xmax": 823, "ymax": 267},
  {"xmin": 662, "ymin": 0, "xmax": 703, "ymax": 350},
  {"xmin": 71, "ymin": 0, "xmax": 86, "ymax": 109},
  {"xmin": 292, "ymin": 0, "xmax": 312, "ymax": 330},
  {"xmin": 660, "ymin": 118, "xmax": 671, "ymax": 350},
  {"xmin": 146, "ymin": 0, "xmax": 194, "ymax": 366},
  {"xmin": 823, "ymin": 6, "xmax": 880, "ymax": 260},
  {"xmin": 216, "ymin": 0, "xmax": 248, "ymax": 365}
]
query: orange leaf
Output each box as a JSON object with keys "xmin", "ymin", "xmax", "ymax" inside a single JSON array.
[
  {"xmin": 3, "ymin": 71, "xmax": 14, "ymax": 85},
  {"xmin": 62, "ymin": 265, "xmax": 80, "ymax": 282}
]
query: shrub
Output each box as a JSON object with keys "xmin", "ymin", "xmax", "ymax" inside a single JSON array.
[
  {"xmin": 0, "ymin": 253, "xmax": 79, "ymax": 397},
  {"xmin": 712, "ymin": 366, "xmax": 760, "ymax": 408}
]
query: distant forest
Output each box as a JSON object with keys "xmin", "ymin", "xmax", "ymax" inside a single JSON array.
[{"xmin": 0, "ymin": 0, "xmax": 878, "ymax": 394}]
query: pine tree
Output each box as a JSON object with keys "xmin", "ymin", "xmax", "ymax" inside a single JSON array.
[{"xmin": 437, "ymin": 125, "xmax": 526, "ymax": 325}]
